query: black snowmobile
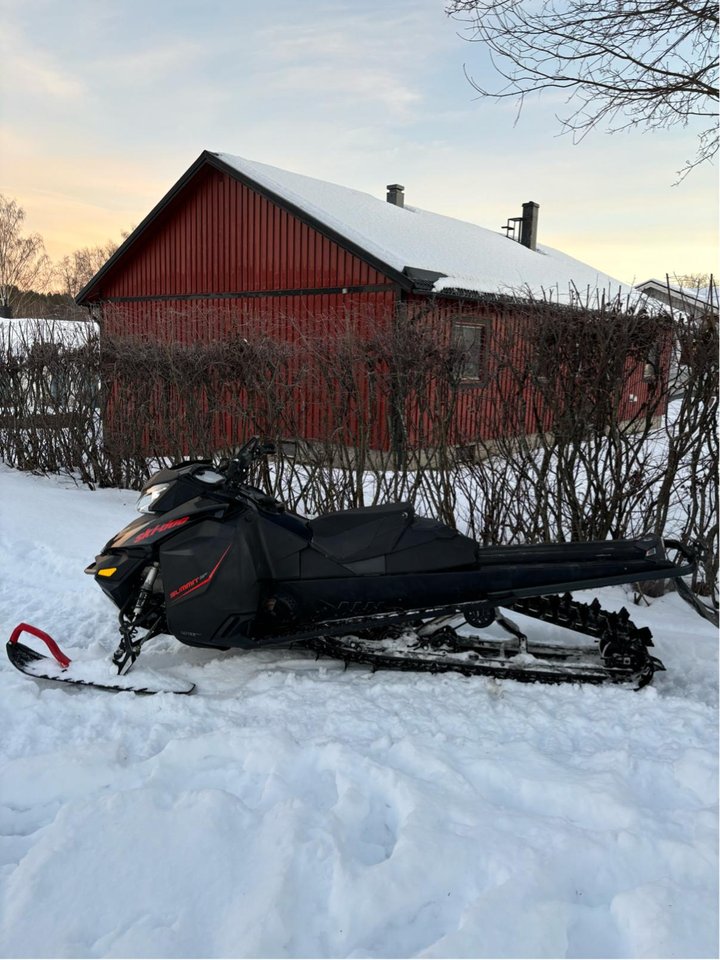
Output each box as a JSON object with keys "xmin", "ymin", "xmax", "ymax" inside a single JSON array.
[{"xmin": 8, "ymin": 438, "xmax": 696, "ymax": 695}]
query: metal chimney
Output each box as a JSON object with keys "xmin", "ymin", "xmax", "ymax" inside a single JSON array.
[
  {"xmin": 521, "ymin": 201, "xmax": 539, "ymax": 250},
  {"xmin": 386, "ymin": 184, "xmax": 405, "ymax": 207}
]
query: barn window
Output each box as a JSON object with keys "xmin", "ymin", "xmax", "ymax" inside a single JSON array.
[
  {"xmin": 643, "ymin": 343, "xmax": 660, "ymax": 384},
  {"xmin": 453, "ymin": 320, "xmax": 488, "ymax": 382}
]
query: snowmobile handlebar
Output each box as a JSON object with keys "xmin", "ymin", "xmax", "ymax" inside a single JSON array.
[{"xmin": 221, "ymin": 437, "xmax": 276, "ymax": 486}]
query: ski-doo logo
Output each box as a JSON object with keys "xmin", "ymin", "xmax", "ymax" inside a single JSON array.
[
  {"xmin": 169, "ymin": 544, "xmax": 232, "ymax": 601},
  {"xmin": 133, "ymin": 516, "xmax": 190, "ymax": 543}
]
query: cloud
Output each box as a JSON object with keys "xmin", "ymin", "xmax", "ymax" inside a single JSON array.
[
  {"xmin": 256, "ymin": 61, "xmax": 422, "ymax": 116},
  {"xmin": 0, "ymin": 124, "xmax": 170, "ymax": 258},
  {"xmin": 0, "ymin": 0, "xmax": 713, "ymax": 283},
  {"xmin": 86, "ymin": 38, "xmax": 208, "ymax": 89},
  {"xmin": 0, "ymin": 24, "xmax": 86, "ymax": 102},
  {"xmin": 248, "ymin": 12, "xmax": 441, "ymax": 117}
]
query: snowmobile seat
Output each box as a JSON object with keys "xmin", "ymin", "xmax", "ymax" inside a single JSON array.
[
  {"xmin": 309, "ymin": 502, "xmax": 479, "ymax": 573},
  {"xmin": 310, "ymin": 502, "xmax": 413, "ymax": 537},
  {"xmin": 310, "ymin": 502, "xmax": 414, "ymax": 565}
]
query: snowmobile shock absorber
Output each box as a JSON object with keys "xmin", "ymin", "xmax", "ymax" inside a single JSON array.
[
  {"xmin": 133, "ymin": 563, "xmax": 160, "ymax": 619},
  {"xmin": 113, "ymin": 564, "xmax": 160, "ymax": 674}
]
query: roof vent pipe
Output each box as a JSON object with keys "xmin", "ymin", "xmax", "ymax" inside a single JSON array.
[
  {"xmin": 386, "ymin": 184, "xmax": 405, "ymax": 207},
  {"xmin": 521, "ymin": 201, "xmax": 539, "ymax": 251}
]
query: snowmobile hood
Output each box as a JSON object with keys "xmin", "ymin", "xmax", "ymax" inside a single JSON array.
[{"xmin": 102, "ymin": 497, "xmax": 230, "ymax": 551}]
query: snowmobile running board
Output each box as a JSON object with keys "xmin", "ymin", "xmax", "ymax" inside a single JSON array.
[{"xmin": 6, "ymin": 624, "xmax": 195, "ymax": 695}]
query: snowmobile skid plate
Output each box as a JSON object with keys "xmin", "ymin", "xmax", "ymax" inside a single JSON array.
[{"xmin": 6, "ymin": 624, "xmax": 195, "ymax": 696}]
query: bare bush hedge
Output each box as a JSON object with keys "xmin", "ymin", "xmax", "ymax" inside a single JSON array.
[{"xmin": 0, "ymin": 302, "xmax": 716, "ymax": 596}]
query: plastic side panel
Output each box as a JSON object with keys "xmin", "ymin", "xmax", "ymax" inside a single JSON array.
[
  {"xmin": 386, "ymin": 533, "xmax": 478, "ymax": 574},
  {"xmin": 161, "ymin": 519, "xmax": 260, "ymax": 646}
]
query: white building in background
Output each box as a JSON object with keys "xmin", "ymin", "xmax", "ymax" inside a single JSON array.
[
  {"xmin": 635, "ymin": 278, "xmax": 718, "ymax": 318},
  {"xmin": 634, "ymin": 281, "xmax": 717, "ymax": 400}
]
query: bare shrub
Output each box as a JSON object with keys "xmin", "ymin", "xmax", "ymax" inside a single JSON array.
[
  {"xmin": 0, "ymin": 319, "xmax": 121, "ymax": 487},
  {"xmin": 1, "ymin": 298, "xmax": 716, "ymax": 601}
]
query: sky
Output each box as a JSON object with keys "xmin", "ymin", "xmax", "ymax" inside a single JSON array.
[{"xmin": 0, "ymin": 0, "xmax": 717, "ymax": 287}]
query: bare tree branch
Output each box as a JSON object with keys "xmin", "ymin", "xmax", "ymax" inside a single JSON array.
[
  {"xmin": 0, "ymin": 195, "xmax": 50, "ymax": 317},
  {"xmin": 55, "ymin": 240, "xmax": 119, "ymax": 300},
  {"xmin": 447, "ymin": 0, "xmax": 719, "ymax": 175}
]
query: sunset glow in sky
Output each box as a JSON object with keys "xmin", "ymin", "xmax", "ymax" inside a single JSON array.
[{"xmin": 1, "ymin": 0, "xmax": 717, "ymax": 286}]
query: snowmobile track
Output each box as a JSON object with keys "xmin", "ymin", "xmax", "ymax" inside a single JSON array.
[{"xmin": 297, "ymin": 593, "xmax": 662, "ymax": 688}]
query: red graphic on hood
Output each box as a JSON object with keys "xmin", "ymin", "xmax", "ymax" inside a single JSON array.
[
  {"xmin": 133, "ymin": 516, "xmax": 190, "ymax": 544},
  {"xmin": 169, "ymin": 544, "xmax": 232, "ymax": 602}
]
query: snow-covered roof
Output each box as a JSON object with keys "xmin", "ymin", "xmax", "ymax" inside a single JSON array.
[
  {"xmin": 215, "ymin": 152, "xmax": 629, "ymax": 303},
  {"xmin": 635, "ymin": 278, "xmax": 718, "ymax": 316}
]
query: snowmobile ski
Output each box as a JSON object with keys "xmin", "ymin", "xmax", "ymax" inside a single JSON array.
[{"xmin": 7, "ymin": 624, "xmax": 195, "ymax": 695}]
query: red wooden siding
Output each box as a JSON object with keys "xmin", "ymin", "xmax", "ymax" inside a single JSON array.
[
  {"xmin": 90, "ymin": 158, "xmax": 665, "ymax": 456},
  {"xmin": 403, "ymin": 295, "xmax": 666, "ymax": 450},
  {"xmin": 90, "ymin": 163, "xmax": 403, "ymax": 450},
  {"xmin": 105, "ymin": 294, "xmax": 399, "ymax": 447},
  {"xmin": 94, "ymin": 166, "xmax": 393, "ymax": 304},
  {"xmin": 403, "ymin": 295, "xmax": 514, "ymax": 445}
]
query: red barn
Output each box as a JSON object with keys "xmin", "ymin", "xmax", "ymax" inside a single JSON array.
[{"xmin": 77, "ymin": 150, "xmax": 654, "ymax": 455}]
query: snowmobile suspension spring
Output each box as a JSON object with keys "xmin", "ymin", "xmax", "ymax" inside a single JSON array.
[{"xmin": 132, "ymin": 563, "xmax": 159, "ymax": 619}]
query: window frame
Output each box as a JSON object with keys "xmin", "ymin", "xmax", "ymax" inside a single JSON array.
[{"xmin": 452, "ymin": 317, "xmax": 490, "ymax": 385}]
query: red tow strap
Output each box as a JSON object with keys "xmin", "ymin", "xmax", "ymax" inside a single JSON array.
[{"xmin": 9, "ymin": 623, "xmax": 72, "ymax": 668}]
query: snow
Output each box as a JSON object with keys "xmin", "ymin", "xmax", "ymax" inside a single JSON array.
[
  {"xmin": 633, "ymin": 278, "xmax": 718, "ymax": 324},
  {"xmin": 0, "ymin": 317, "xmax": 96, "ymax": 351},
  {"xmin": 215, "ymin": 153, "xmax": 631, "ymax": 301},
  {"xmin": 637, "ymin": 279, "xmax": 718, "ymax": 310},
  {"xmin": 0, "ymin": 464, "xmax": 717, "ymax": 958}
]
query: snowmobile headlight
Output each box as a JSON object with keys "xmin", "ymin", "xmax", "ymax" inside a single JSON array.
[{"xmin": 137, "ymin": 482, "xmax": 171, "ymax": 514}]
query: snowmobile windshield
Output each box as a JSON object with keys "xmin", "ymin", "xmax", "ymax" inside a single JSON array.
[
  {"xmin": 137, "ymin": 483, "xmax": 171, "ymax": 514},
  {"xmin": 194, "ymin": 469, "xmax": 225, "ymax": 485}
]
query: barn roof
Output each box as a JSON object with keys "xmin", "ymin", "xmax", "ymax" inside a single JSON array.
[
  {"xmin": 216, "ymin": 152, "xmax": 629, "ymax": 304},
  {"xmin": 77, "ymin": 150, "xmax": 630, "ymax": 305}
]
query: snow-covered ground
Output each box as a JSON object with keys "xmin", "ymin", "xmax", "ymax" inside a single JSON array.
[{"xmin": 0, "ymin": 464, "xmax": 717, "ymax": 959}]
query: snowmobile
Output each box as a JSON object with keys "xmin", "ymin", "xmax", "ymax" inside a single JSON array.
[{"xmin": 7, "ymin": 438, "xmax": 696, "ymax": 695}]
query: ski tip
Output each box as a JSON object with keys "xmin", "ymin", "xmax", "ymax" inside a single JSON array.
[
  {"xmin": 6, "ymin": 640, "xmax": 196, "ymax": 696},
  {"xmin": 9, "ymin": 622, "xmax": 71, "ymax": 668}
]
